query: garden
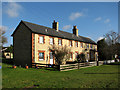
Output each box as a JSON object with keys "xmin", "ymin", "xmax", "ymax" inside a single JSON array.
[{"xmin": 2, "ymin": 62, "xmax": 120, "ymax": 88}]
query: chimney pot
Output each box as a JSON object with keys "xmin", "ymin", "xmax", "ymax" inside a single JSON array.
[
  {"xmin": 73, "ymin": 25, "xmax": 78, "ymax": 36},
  {"xmin": 52, "ymin": 20, "xmax": 59, "ymax": 31}
]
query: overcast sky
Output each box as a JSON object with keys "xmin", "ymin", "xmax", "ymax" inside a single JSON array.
[{"xmin": 2, "ymin": 2, "xmax": 118, "ymax": 46}]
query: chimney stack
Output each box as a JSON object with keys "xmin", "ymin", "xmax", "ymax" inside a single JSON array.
[
  {"xmin": 73, "ymin": 26, "xmax": 78, "ymax": 36},
  {"xmin": 52, "ymin": 20, "xmax": 59, "ymax": 31}
]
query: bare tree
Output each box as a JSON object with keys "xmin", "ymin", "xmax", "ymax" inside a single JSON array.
[
  {"xmin": 0, "ymin": 26, "xmax": 7, "ymax": 47},
  {"xmin": 103, "ymin": 31, "xmax": 120, "ymax": 59},
  {"xmin": 49, "ymin": 45, "xmax": 71, "ymax": 65},
  {"xmin": 104, "ymin": 31, "xmax": 119, "ymax": 45}
]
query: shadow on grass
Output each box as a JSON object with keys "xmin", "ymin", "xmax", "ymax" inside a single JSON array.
[
  {"xmin": 24, "ymin": 84, "xmax": 40, "ymax": 88},
  {"xmin": 105, "ymin": 62, "xmax": 120, "ymax": 65},
  {"xmin": 37, "ymin": 67, "xmax": 59, "ymax": 71},
  {"xmin": 2, "ymin": 58, "xmax": 14, "ymax": 65},
  {"xmin": 84, "ymin": 72, "xmax": 120, "ymax": 74}
]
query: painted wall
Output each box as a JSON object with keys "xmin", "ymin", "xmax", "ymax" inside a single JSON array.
[
  {"xmin": 34, "ymin": 33, "xmax": 97, "ymax": 64},
  {"xmin": 13, "ymin": 23, "xmax": 32, "ymax": 67}
]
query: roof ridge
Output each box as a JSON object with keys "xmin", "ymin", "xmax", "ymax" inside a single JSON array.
[{"xmin": 22, "ymin": 20, "xmax": 54, "ymax": 30}]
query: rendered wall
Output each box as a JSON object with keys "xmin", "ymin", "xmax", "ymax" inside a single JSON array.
[{"xmin": 34, "ymin": 33, "xmax": 97, "ymax": 64}]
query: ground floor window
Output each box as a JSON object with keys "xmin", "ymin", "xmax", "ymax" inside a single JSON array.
[
  {"xmin": 38, "ymin": 51, "xmax": 45, "ymax": 61},
  {"xmin": 87, "ymin": 53, "xmax": 89, "ymax": 61},
  {"xmin": 70, "ymin": 52, "xmax": 73, "ymax": 60},
  {"xmin": 50, "ymin": 52, "xmax": 53, "ymax": 59},
  {"xmin": 75, "ymin": 52, "xmax": 78, "ymax": 59},
  {"xmin": 96, "ymin": 54, "xmax": 98, "ymax": 60}
]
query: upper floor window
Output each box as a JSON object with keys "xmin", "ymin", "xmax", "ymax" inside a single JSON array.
[
  {"xmin": 39, "ymin": 36, "xmax": 44, "ymax": 44},
  {"xmin": 87, "ymin": 44, "xmax": 89, "ymax": 49},
  {"xmin": 75, "ymin": 52, "xmax": 78, "ymax": 59},
  {"xmin": 81, "ymin": 42, "xmax": 83, "ymax": 48},
  {"xmin": 94, "ymin": 45, "xmax": 97, "ymax": 50},
  {"xmin": 87, "ymin": 53, "xmax": 89, "ymax": 60},
  {"xmin": 84, "ymin": 43, "xmax": 87, "ymax": 48},
  {"xmin": 90, "ymin": 44, "xmax": 93, "ymax": 49},
  {"xmin": 50, "ymin": 37, "xmax": 54, "ymax": 45},
  {"xmin": 58, "ymin": 39, "xmax": 62, "ymax": 46},
  {"xmin": 75, "ymin": 41, "xmax": 78, "ymax": 47},
  {"xmin": 94, "ymin": 45, "xmax": 96, "ymax": 49},
  {"xmin": 70, "ymin": 40, "xmax": 72, "ymax": 47}
]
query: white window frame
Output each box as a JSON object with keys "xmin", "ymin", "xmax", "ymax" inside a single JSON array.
[
  {"xmin": 39, "ymin": 52, "xmax": 44, "ymax": 61},
  {"xmin": 81, "ymin": 43, "xmax": 83, "ymax": 48},
  {"xmin": 70, "ymin": 41, "xmax": 72, "ymax": 47},
  {"xmin": 39, "ymin": 36, "xmax": 44, "ymax": 44},
  {"xmin": 75, "ymin": 42, "xmax": 78, "ymax": 47},
  {"xmin": 50, "ymin": 38, "xmax": 54, "ymax": 45},
  {"xmin": 90, "ymin": 44, "xmax": 93, "ymax": 49},
  {"xmin": 87, "ymin": 44, "xmax": 89, "ymax": 49},
  {"xmin": 58, "ymin": 39, "xmax": 62, "ymax": 46},
  {"xmin": 75, "ymin": 52, "xmax": 78, "ymax": 58},
  {"xmin": 70, "ymin": 53, "xmax": 72, "ymax": 60}
]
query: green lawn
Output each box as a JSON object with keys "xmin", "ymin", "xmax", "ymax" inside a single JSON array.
[{"xmin": 2, "ymin": 63, "xmax": 120, "ymax": 88}]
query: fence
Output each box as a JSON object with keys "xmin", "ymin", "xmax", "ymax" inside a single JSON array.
[
  {"xmin": 32, "ymin": 63, "xmax": 60, "ymax": 71},
  {"xmin": 99, "ymin": 61, "xmax": 104, "ymax": 65},
  {"xmin": 32, "ymin": 61, "xmax": 104, "ymax": 71},
  {"xmin": 60, "ymin": 63, "xmax": 78, "ymax": 71},
  {"xmin": 60, "ymin": 61, "xmax": 97, "ymax": 71}
]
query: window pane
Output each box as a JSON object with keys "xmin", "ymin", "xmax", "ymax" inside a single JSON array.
[
  {"xmin": 76, "ymin": 42, "xmax": 78, "ymax": 47},
  {"xmin": 50, "ymin": 38, "xmax": 53, "ymax": 44},
  {"xmin": 75, "ymin": 53, "xmax": 78, "ymax": 58},
  {"xmin": 70, "ymin": 41, "xmax": 72, "ymax": 47},
  {"xmin": 87, "ymin": 44, "xmax": 89, "ymax": 48},
  {"xmin": 50, "ymin": 52, "xmax": 53, "ymax": 59},
  {"xmin": 90, "ymin": 44, "xmax": 92, "ymax": 49},
  {"xmin": 85, "ymin": 44, "xmax": 87, "ymax": 48},
  {"xmin": 59, "ymin": 39, "xmax": 62, "ymax": 45},
  {"xmin": 39, "ymin": 52, "xmax": 44, "ymax": 60},
  {"xmin": 39, "ymin": 36, "xmax": 43, "ymax": 43},
  {"xmin": 81, "ymin": 43, "xmax": 83, "ymax": 48},
  {"xmin": 87, "ymin": 54, "xmax": 89, "ymax": 60}
]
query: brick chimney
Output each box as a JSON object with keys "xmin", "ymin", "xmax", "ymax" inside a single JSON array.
[
  {"xmin": 52, "ymin": 20, "xmax": 59, "ymax": 31},
  {"xmin": 73, "ymin": 26, "xmax": 78, "ymax": 36}
]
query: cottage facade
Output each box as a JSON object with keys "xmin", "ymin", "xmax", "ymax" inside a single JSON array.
[{"xmin": 12, "ymin": 20, "xmax": 97, "ymax": 67}]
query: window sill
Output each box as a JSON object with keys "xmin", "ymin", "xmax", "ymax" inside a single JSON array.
[
  {"xmin": 39, "ymin": 43, "xmax": 44, "ymax": 44},
  {"xmin": 39, "ymin": 59, "xmax": 44, "ymax": 61}
]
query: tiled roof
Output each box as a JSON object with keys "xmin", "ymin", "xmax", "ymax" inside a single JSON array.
[{"xmin": 21, "ymin": 20, "xmax": 97, "ymax": 44}]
